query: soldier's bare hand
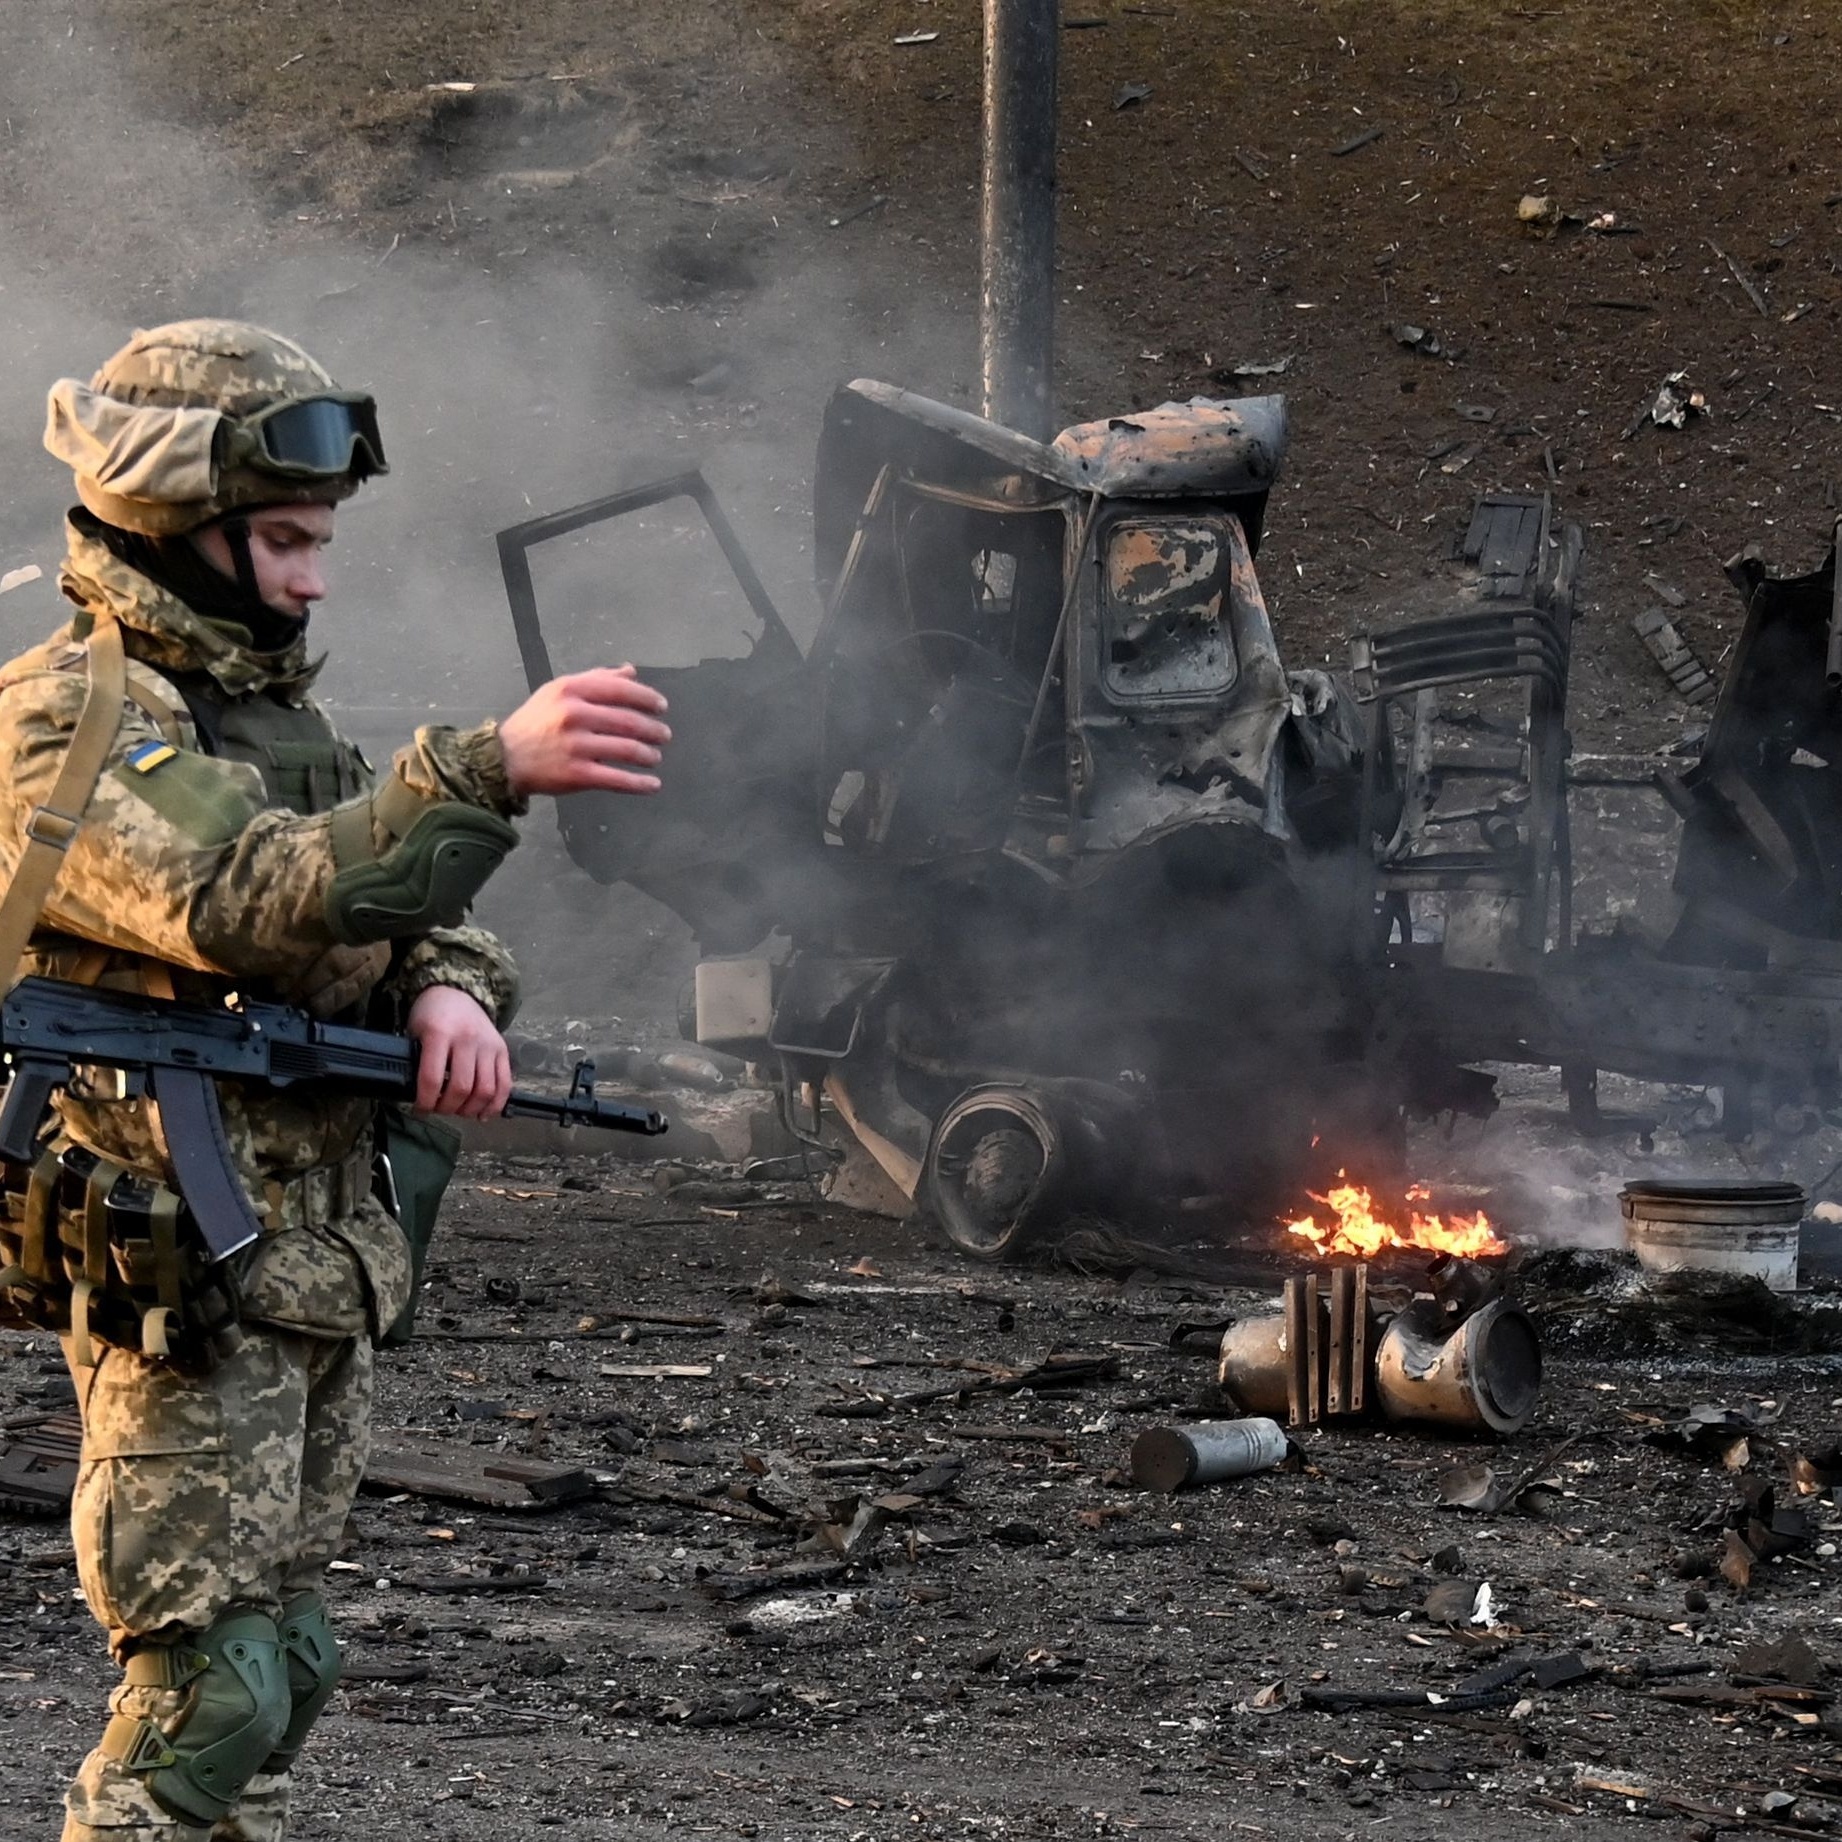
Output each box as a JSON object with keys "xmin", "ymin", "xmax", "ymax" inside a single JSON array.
[
  {"xmin": 499, "ymin": 665, "xmax": 671, "ymax": 799},
  {"xmin": 407, "ymin": 985, "xmax": 514, "ymax": 1119}
]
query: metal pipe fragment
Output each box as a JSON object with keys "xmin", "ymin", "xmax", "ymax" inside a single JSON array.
[
  {"xmin": 1131, "ymin": 1418, "xmax": 1288, "ymax": 1492},
  {"xmin": 1216, "ymin": 1314, "xmax": 1292, "ymax": 1420},
  {"xmin": 1221, "ymin": 1262, "xmax": 1541, "ymax": 1435},
  {"xmin": 1372, "ymin": 1296, "xmax": 1542, "ymax": 1435}
]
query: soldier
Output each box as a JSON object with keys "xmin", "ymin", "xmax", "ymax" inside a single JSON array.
[{"xmin": 0, "ymin": 319, "xmax": 672, "ymax": 1841}]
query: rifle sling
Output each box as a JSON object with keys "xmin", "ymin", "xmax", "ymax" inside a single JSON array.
[{"xmin": 0, "ymin": 615, "xmax": 127, "ymax": 987}]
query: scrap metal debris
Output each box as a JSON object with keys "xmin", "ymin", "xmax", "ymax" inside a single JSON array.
[
  {"xmin": 1707, "ymin": 1477, "xmax": 1816, "ymax": 1594},
  {"xmin": 1390, "ymin": 321, "xmax": 1448, "ymax": 357},
  {"xmin": 1217, "ymin": 1258, "xmax": 1541, "ymax": 1434},
  {"xmin": 1642, "ymin": 1400, "xmax": 1781, "ymax": 1468},
  {"xmin": 1633, "ymin": 605, "xmax": 1719, "ymax": 705},
  {"xmin": 1437, "ymin": 1434, "xmax": 1579, "ymax": 1515},
  {"xmin": 1625, "ymin": 369, "xmax": 1709, "ymax": 437}
]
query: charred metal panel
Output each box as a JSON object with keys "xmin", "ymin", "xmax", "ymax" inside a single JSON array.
[
  {"xmin": 815, "ymin": 381, "xmax": 1078, "ymax": 600},
  {"xmin": 1100, "ymin": 520, "xmax": 1239, "ymax": 705},
  {"xmin": 1051, "ymin": 395, "xmax": 1288, "ymax": 508},
  {"xmin": 1069, "ymin": 505, "xmax": 1296, "ymax": 857},
  {"xmin": 1668, "ymin": 536, "xmax": 1842, "ymax": 963},
  {"xmin": 495, "ymin": 472, "xmax": 835, "ymax": 953},
  {"xmin": 815, "ymin": 383, "xmax": 1286, "ymax": 597}
]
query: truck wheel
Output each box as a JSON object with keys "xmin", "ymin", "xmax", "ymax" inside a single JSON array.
[{"xmin": 920, "ymin": 1086, "xmax": 1062, "ymax": 1261}]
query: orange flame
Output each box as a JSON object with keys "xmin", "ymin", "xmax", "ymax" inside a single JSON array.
[{"xmin": 1284, "ymin": 1174, "xmax": 1507, "ymax": 1260}]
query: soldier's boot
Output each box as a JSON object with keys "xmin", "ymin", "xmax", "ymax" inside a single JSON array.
[
  {"xmin": 205, "ymin": 1771, "xmax": 289, "ymax": 1842},
  {"xmin": 95, "ymin": 1610, "xmax": 291, "ymax": 1830}
]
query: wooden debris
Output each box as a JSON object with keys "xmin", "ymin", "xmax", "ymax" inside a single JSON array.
[
  {"xmin": 363, "ymin": 1434, "xmax": 595, "ymax": 1510},
  {"xmin": 388, "ymin": 1572, "xmax": 552, "ymax": 1594},
  {"xmin": 889, "ymin": 1352, "xmax": 1119, "ymax": 1409},
  {"xmin": 947, "ymin": 1424, "xmax": 1075, "ymax": 1449},
  {"xmin": 1300, "ymin": 1684, "xmax": 1516, "ymax": 1714},
  {"xmin": 0, "ymin": 1412, "xmax": 81, "ymax": 1516},
  {"xmin": 608, "ymin": 1480, "xmax": 787, "ymax": 1527}
]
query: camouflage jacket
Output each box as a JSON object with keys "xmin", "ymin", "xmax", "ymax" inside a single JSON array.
[{"xmin": 0, "ymin": 516, "xmax": 524, "ymax": 1337}]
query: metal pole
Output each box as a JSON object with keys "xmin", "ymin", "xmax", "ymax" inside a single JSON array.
[{"xmin": 980, "ymin": 0, "xmax": 1058, "ymax": 439}]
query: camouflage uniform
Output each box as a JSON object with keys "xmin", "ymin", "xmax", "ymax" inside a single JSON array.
[{"xmin": 1, "ymin": 323, "xmax": 524, "ymax": 1842}]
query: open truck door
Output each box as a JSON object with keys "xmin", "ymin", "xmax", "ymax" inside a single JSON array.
[{"xmin": 496, "ymin": 470, "xmax": 834, "ymax": 953}]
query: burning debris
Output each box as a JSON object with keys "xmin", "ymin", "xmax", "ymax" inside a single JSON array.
[{"xmin": 1285, "ymin": 1175, "xmax": 1508, "ymax": 1261}]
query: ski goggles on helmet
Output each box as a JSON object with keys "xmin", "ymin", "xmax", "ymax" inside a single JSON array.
[{"xmin": 235, "ymin": 392, "xmax": 388, "ymax": 480}]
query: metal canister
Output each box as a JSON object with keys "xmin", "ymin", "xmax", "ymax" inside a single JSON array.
[{"xmin": 1129, "ymin": 1417, "xmax": 1289, "ymax": 1492}]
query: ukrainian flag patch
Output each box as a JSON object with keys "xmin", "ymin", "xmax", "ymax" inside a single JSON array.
[{"xmin": 125, "ymin": 741, "xmax": 178, "ymax": 774}]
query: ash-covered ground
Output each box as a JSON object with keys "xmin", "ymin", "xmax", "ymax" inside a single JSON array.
[{"xmin": 5, "ymin": 1108, "xmax": 1842, "ymax": 1841}]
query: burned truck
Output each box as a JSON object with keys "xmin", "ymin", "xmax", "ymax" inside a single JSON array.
[
  {"xmin": 501, "ymin": 381, "xmax": 1405, "ymax": 1251},
  {"xmin": 500, "ymin": 377, "xmax": 1842, "ymax": 1256}
]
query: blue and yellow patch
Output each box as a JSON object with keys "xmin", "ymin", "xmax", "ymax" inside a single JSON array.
[{"xmin": 125, "ymin": 740, "xmax": 178, "ymax": 774}]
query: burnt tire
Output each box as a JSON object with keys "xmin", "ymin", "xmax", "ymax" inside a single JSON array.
[{"xmin": 920, "ymin": 1086, "xmax": 1061, "ymax": 1262}]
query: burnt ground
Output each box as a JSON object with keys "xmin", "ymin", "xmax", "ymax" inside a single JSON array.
[
  {"xmin": 7, "ymin": 0, "xmax": 1842, "ymax": 1836},
  {"xmin": 5, "ymin": 1151, "xmax": 1842, "ymax": 1842}
]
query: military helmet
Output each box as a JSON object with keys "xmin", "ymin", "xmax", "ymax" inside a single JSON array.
[{"xmin": 43, "ymin": 318, "xmax": 387, "ymax": 536}]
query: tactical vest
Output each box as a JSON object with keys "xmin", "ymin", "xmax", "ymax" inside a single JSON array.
[
  {"xmin": 166, "ymin": 675, "xmax": 453, "ymax": 1353},
  {"xmin": 165, "ymin": 672, "xmax": 372, "ymax": 816}
]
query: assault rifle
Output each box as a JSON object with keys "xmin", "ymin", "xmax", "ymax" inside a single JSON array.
[{"xmin": 0, "ymin": 975, "xmax": 667, "ymax": 1262}]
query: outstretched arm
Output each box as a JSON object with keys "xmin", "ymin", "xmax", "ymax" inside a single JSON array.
[{"xmin": 0, "ymin": 661, "xmax": 670, "ymax": 989}]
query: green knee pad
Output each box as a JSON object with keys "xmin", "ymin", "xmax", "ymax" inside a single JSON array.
[
  {"xmin": 265, "ymin": 1592, "xmax": 342, "ymax": 1769},
  {"xmin": 105, "ymin": 1609, "xmax": 291, "ymax": 1827}
]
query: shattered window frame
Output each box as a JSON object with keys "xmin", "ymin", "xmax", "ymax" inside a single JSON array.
[{"xmin": 1098, "ymin": 515, "xmax": 1240, "ymax": 706}]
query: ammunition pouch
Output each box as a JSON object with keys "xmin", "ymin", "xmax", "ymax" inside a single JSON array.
[
  {"xmin": 103, "ymin": 1609, "xmax": 291, "ymax": 1826},
  {"xmin": 374, "ymin": 1105, "xmax": 461, "ymax": 1348},
  {"xmin": 324, "ymin": 784, "xmax": 516, "ymax": 946},
  {"xmin": 0, "ymin": 1133, "xmax": 382, "ymax": 1371},
  {"xmin": 0, "ymin": 1142, "xmax": 245, "ymax": 1374},
  {"xmin": 265, "ymin": 1592, "xmax": 342, "ymax": 1770}
]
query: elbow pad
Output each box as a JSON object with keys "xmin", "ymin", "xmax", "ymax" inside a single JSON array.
[{"xmin": 324, "ymin": 786, "xmax": 517, "ymax": 945}]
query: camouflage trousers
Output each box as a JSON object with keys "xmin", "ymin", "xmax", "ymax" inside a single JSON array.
[{"xmin": 59, "ymin": 1323, "xmax": 374, "ymax": 1842}]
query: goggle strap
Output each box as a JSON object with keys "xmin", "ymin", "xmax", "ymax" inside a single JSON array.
[{"xmin": 219, "ymin": 517, "xmax": 263, "ymax": 602}]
